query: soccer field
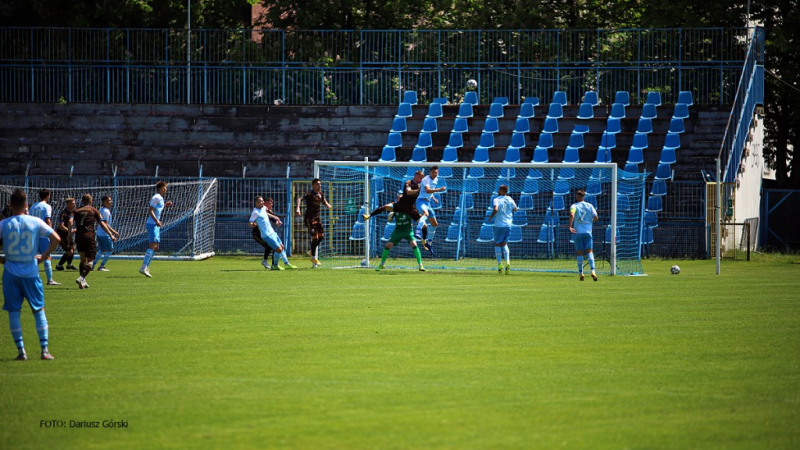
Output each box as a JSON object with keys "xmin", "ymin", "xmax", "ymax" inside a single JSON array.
[{"xmin": 1, "ymin": 256, "xmax": 799, "ymax": 449}]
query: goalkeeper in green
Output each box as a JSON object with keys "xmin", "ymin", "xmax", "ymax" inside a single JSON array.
[{"xmin": 375, "ymin": 212, "xmax": 425, "ymax": 272}]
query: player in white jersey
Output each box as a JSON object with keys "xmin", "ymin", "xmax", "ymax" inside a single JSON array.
[
  {"xmin": 488, "ymin": 184, "xmax": 518, "ymax": 274},
  {"xmin": 29, "ymin": 189, "xmax": 59, "ymax": 285},
  {"xmin": 93, "ymin": 195, "xmax": 120, "ymax": 271},
  {"xmin": 414, "ymin": 166, "xmax": 447, "ymax": 253},
  {"xmin": 249, "ymin": 196, "xmax": 297, "ymax": 271},
  {"xmin": 140, "ymin": 181, "xmax": 173, "ymax": 278},
  {"xmin": 1, "ymin": 189, "xmax": 60, "ymax": 360},
  {"xmin": 569, "ymin": 189, "xmax": 599, "ymax": 281}
]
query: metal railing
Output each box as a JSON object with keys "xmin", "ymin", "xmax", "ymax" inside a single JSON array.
[{"xmin": 0, "ymin": 27, "xmax": 753, "ymax": 106}]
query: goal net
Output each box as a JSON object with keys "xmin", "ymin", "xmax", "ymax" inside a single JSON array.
[
  {"xmin": 0, "ymin": 179, "xmax": 218, "ymax": 260},
  {"xmin": 308, "ymin": 161, "xmax": 646, "ymax": 275}
]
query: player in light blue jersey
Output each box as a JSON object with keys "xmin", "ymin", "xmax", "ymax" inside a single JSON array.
[
  {"xmin": 29, "ymin": 189, "xmax": 59, "ymax": 285},
  {"xmin": 140, "ymin": 181, "xmax": 173, "ymax": 278},
  {"xmin": 569, "ymin": 189, "xmax": 599, "ymax": 281},
  {"xmin": 414, "ymin": 166, "xmax": 447, "ymax": 253},
  {"xmin": 1, "ymin": 189, "xmax": 60, "ymax": 360},
  {"xmin": 488, "ymin": 184, "xmax": 518, "ymax": 274},
  {"xmin": 93, "ymin": 195, "xmax": 120, "ymax": 272},
  {"xmin": 249, "ymin": 196, "xmax": 297, "ymax": 271}
]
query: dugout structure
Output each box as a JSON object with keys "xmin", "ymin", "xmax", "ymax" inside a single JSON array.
[{"xmin": 309, "ymin": 161, "xmax": 647, "ymax": 275}]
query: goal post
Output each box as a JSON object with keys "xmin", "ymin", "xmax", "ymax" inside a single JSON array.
[
  {"xmin": 0, "ymin": 179, "xmax": 218, "ymax": 261},
  {"xmin": 311, "ymin": 160, "xmax": 646, "ymax": 275}
]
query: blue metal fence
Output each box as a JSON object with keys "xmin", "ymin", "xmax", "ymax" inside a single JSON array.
[{"xmin": 0, "ymin": 27, "xmax": 754, "ymax": 106}]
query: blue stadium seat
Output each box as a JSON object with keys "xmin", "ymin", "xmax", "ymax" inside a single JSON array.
[
  {"xmin": 448, "ymin": 133, "xmax": 464, "ymax": 148},
  {"xmin": 563, "ymin": 146, "xmax": 580, "ymax": 163},
  {"xmin": 590, "ymin": 168, "xmax": 606, "ymax": 181},
  {"xmin": 678, "ymin": 91, "xmax": 694, "ymax": 106},
  {"xmin": 554, "ymin": 180, "xmax": 570, "ymax": 196},
  {"xmin": 617, "ymin": 194, "xmax": 630, "ymax": 211},
  {"xmin": 537, "ymin": 224, "xmax": 554, "ymax": 243},
  {"xmin": 641, "ymin": 226, "xmax": 654, "ymax": 246},
  {"xmin": 664, "ymin": 132, "xmax": 680, "ymax": 149},
  {"xmin": 483, "ymin": 208, "xmax": 495, "ymax": 223},
  {"xmin": 527, "ymin": 168, "xmax": 544, "ymax": 179},
  {"xmin": 568, "ymin": 133, "xmax": 585, "ymax": 149},
  {"xmin": 523, "ymin": 96, "xmax": 540, "ymax": 106},
  {"xmin": 375, "ymin": 166, "xmax": 390, "ymax": 177},
  {"xmin": 627, "ymin": 147, "xmax": 644, "ymax": 165},
  {"xmin": 514, "ymin": 117, "xmax": 531, "ymax": 133},
  {"xmin": 573, "ymin": 124, "xmax": 590, "ymax": 134},
  {"xmin": 600, "ymin": 131, "xmax": 616, "ymax": 149},
  {"xmin": 493, "ymin": 96, "xmax": 509, "ymax": 106},
  {"xmin": 641, "ymin": 103, "xmax": 657, "ymax": 120},
  {"xmin": 631, "ymin": 132, "xmax": 649, "ymax": 151},
  {"xmin": 379, "ymin": 145, "xmax": 396, "ymax": 162},
  {"xmin": 673, "ymin": 103, "xmax": 689, "ymax": 120},
  {"xmin": 518, "ymin": 195, "xmax": 534, "ymax": 210},
  {"xmin": 477, "ymin": 224, "xmax": 494, "ymax": 242},
  {"xmin": 463, "ymin": 179, "xmax": 479, "ymax": 194},
  {"xmin": 402, "ymin": 91, "xmax": 418, "ymax": 105},
  {"xmin": 509, "ymin": 226, "xmax": 523, "ymax": 243},
  {"xmin": 500, "ymin": 167, "xmax": 516, "ymax": 179},
  {"xmin": 503, "ymin": 146, "xmax": 521, "ymax": 163},
  {"xmin": 421, "ymin": 117, "xmax": 438, "ymax": 133},
  {"xmin": 605, "ymin": 226, "xmax": 620, "ymax": 245},
  {"xmin": 479, "ymin": 133, "xmax": 495, "ymax": 148},
  {"xmin": 457, "ymin": 103, "xmax": 473, "ymax": 119},
  {"xmin": 468, "ymin": 166, "xmax": 485, "ymax": 179},
  {"xmin": 483, "ymin": 117, "xmax": 499, "ymax": 134},
  {"xmin": 371, "ymin": 176, "xmax": 384, "ymax": 193},
  {"xmin": 669, "ymin": 118, "xmax": 685, "ymax": 134},
  {"xmin": 659, "ymin": 147, "xmax": 676, "ymax": 165},
  {"xmin": 416, "ymin": 132, "xmax": 433, "ymax": 148},
  {"xmin": 646, "ymin": 91, "xmax": 662, "ymax": 106},
  {"xmin": 595, "ymin": 147, "xmax": 613, "ymax": 163},
  {"xmin": 459, "ymin": 193, "xmax": 475, "ymax": 209},
  {"xmin": 533, "ymin": 133, "xmax": 551, "ymax": 149},
  {"xmin": 606, "ymin": 117, "xmax": 621, "ymax": 134},
  {"xmin": 396, "ymin": 102, "xmax": 413, "ymax": 118},
  {"xmin": 577, "ymin": 102, "xmax": 594, "ymax": 120},
  {"xmin": 390, "ymin": 117, "xmax": 407, "ymax": 133},
  {"xmin": 487, "ymin": 102, "xmax": 504, "ymax": 119},
  {"xmin": 411, "ymin": 146, "xmax": 428, "ymax": 163},
  {"xmin": 650, "ymin": 180, "xmax": 667, "ymax": 197},
  {"xmin": 381, "ymin": 222, "xmax": 396, "ymax": 241},
  {"xmin": 445, "ymin": 224, "xmax": 462, "ymax": 242},
  {"xmin": 518, "ymin": 102, "xmax": 535, "ymax": 119},
  {"xmin": 544, "ymin": 208, "xmax": 560, "ymax": 225},
  {"xmin": 386, "ymin": 132, "xmax": 402, "ymax": 148},
  {"xmin": 615, "ymin": 91, "xmax": 630, "ymax": 106},
  {"xmin": 558, "ymin": 167, "xmax": 575, "ymax": 180},
  {"xmin": 463, "ymin": 91, "xmax": 478, "ymax": 105},
  {"xmin": 452, "ymin": 118, "xmax": 469, "ymax": 134},
  {"xmin": 431, "ymin": 193, "xmax": 443, "ymax": 210},
  {"xmin": 438, "ymin": 166, "xmax": 453, "ymax": 178},
  {"xmin": 552, "ymin": 91, "xmax": 568, "ymax": 106},
  {"xmin": 547, "ymin": 102, "xmax": 564, "ymax": 119},
  {"xmin": 623, "ymin": 163, "xmax": 639, "ymax": 179},
  {"xmin": 472, "ymin": 146, "xmax": 490, "ymax": 163},
  {"xmin": 552, "ymin": 196, "xmax": 566, "ymax": 212},
  {"xmin": 510, "ymin": 132, "xmax": 526, "ymax": 148},
  {"xmin": 654, "ymin": 163, "xmax": 673, "ymax": 181},
  {"xmin": 584, "ymin": 194, "xmax": 597, "ymax": 209},
  {"xmin": 493, "ymin": 180, "xmax": 511, "ymax": 195},
  {"xmin": 586, "ymin": 180, "xmax": 602, "ymax": 196},
  {"xmin": 405, "ymin": 166, "xmax": 420, "ymax": 178},
  {"xmin": 442, "ymin": 146, "xmax": 459, "ymax": 162},
  {"xmin": 619, "ymin": 179, "xmax": 638, "ymax": 195},
  {"xmin": 425, "ymin": 102, "xmax": 444, "ymax": 119},
  {"xmin": 350, "ymin": 222, "xmax": 365, "ymax": 240},
  {"xmin": 637, "ymin": 117, "xmax": 653, "ymax": 134},
  {"xmin": 644, "ymin": 211, "xmax": 658, "ymax": 228},
  {"xmin": 532, "ymin": 146, "xmax": 549, "ymax": 163},
  {"xmin": 610, "ymin": 102, "xmax": 626, "ymax": 119},
  {"xmin": 646, "ymin": 196, "xmax": 663, "ymax": 212},
  {"xmin": 543, "ymin": 117, "xmax": 559, "ymax": 134},
  {"xmin": 522, "ymin": 178, "xmax": 540, "ymax": 195},
  {"xmin": 433, "ymin": 97, "xmax": 448, "ymax": 105},
  {"xmin": 583, "ymin": 91, "xmax": 599, "ymax": 106}
]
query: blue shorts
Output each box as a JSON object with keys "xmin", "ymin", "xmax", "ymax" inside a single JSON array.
[
  {"xmin": 97, "ymin": 235, "xmax": 114, "ymax": 252},
  {"xmin": 573, "ymin": 233, "xmax": 594, "ymax": 252},
  {"xmin": 416, "ymin": 199, "xmax": 436, "ymax": 219},
  {"xmin": 147, "ymin": 223, "xmax": 161, "ymax": 243},
  {"xmin": 37, "ymin": 237, "xmax": 50, "ymax": 255},
  {"xmin": 262, "ymin": 232, "xmax": 283, "ymax": 250},
  {"xmin": 3, "ymin": 271, "xmax": 45, "ymax": 312},
  {"xmin": 493, "ymin": 227, "xmax": 511, "ymax": 244}
]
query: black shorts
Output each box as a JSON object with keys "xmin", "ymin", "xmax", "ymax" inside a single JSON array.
[
  {"xmin": 304, "ymin": 217, "xmax": 324, "ymax": 236},
  {"xmin": 392, "ymin": 201, "xmax": 421, "ymax": 221},
  {"xmin": 57, "ymin": 231, "xmax": 73, "ymax": 252},
  {"xmin": 75, "ymin": 235, "xmax": 97, "ymax": 261}
]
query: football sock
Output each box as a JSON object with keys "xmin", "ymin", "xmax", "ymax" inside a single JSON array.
[
  {"xmin": 413, "ymin": 246, "xmax": 422, "ymax": 265},
  {"xmin": 142, "ymin": 248, "xmax": 155, "ymax": 269},
  {"xmin": 416, "ymin": 217, "xmax": 427, "ymax": 236},
  {"xmin": 80, "ymin": 261, "xmax": 91, "ymax": 278},
  {"xmin": 58, "ymin": 253, "xmax": 69, "ymax": 267},
  {"xmin": 93, "ymin": 254, "xmax": 101, "ymax": 268},
  {"xmin": 310, "ymin": 239, "xmax": 319, "ymax": 258},
  {"xmin": 587, "ymin": 253, "xmax": 595, "ymax": 271},
  {"xmin": 101, "ymin": 251, "xmax": 111, "ymax": 267},
  {"xmin": 315, "ymin": 236, "xmax": 323, "ymax": 259},
  {"xmin": 44, "ymin": 260, "xmax": 53, "ymax": 281},
  {"xmin": 279, "ymin": 251, "xmax": 290, "ymax": 264},
  {"xmin": 9, "ymin": 311, "xmax": 23, "ymax": 350},
  {"xmin": 273, "ymin": 251, "xmax": 280, "ymax": 266},
  {"xmin": 380, "ymin": 248, "xmax": 390, "ymax": 266},
  {"xmin": 428, "ymin": 226, "xmax": 436, "ymax": 241},
  {"xmin": 421, "ymin": 224, "xmax": 428, "ymax": 240},
  {"xmin": 33, "ymin": 309, "xmax": 48, "ymax": 349},
  {"xmin": 577, "ymin": 256, "xmax": 584, "ymax": 273},
  {"xmin": 495, "ymin": 246, "xmax": 503, "ymax": 264},
  {"xmin": 503, "ymin": 245, "xmax": 510, "ymax": 264},
  {"xmin": 369, "ymin": 206, "xmax": 385, "ymax": 217}
]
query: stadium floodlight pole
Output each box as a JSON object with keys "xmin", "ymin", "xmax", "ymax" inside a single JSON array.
[{"xmin": 716, "ymin": 158, "xmax": 721, "ymax": 275}]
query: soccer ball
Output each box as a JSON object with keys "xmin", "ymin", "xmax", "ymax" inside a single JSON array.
[
  {"xmin": 467, "ymin": 79, "xmax": 477, "ymax": 90},
  {"xmin": 670, "ymin": 265, "xmax": 681, "ymax": 275},
  {"xmin": 360, "ymin": 258, "xmax": 368, "ymax": 267}
]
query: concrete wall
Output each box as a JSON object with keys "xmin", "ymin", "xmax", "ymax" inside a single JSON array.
[{"xmin": 731, "ymin": 110, "xmax": 766, "ymax": 245}]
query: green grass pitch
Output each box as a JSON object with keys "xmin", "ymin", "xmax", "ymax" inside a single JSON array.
[{"xmin": 1, "ymin": 256, "xmax": 799, "ymax": 449}]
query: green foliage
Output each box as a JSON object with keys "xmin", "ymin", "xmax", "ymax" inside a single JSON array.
[{"xmin": 1, "ymin": 257, "xmax": 799, "ymax": 448}]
